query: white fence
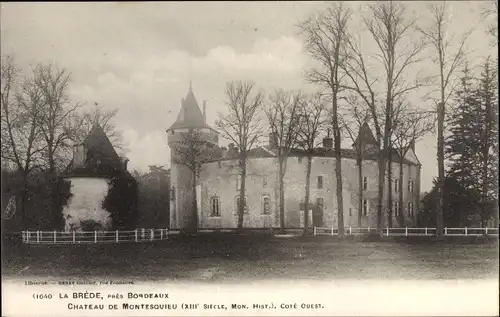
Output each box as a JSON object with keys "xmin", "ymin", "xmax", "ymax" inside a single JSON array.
[
  {"xmin": 313, "ymin": 226, "xmax": 499, "ymax": 237},
  {"xmin": 21, "ymin": 228, "xmax": 168, "ymax": 244}
]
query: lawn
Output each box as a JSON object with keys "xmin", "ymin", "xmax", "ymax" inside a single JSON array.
[{"xmin": 2, "ymin": 234, "xmax": 498, "ymax": 282}]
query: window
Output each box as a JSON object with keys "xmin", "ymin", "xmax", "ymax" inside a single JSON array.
[
  {"xmin": 210, "ymin": 196, "xmax": 221, "ymax": 217},
  {"xmin": 363, "ymin": 177, "xmax": 368, "ymax": 190},
  {"xmin": 394, "ymin": 201, "xmax": 400, "ymax": 217},
  {"xmin": 263, "ymin": 176, "xmax": 268, "ymax": 188},
  {"xmin": 262, "ymin": 195, "xmax": 271, "ymax": 214},
  {"xmin": 236, "ymin": 175, "xmax": 241, "ymax": 190},
  {"xmin": 408, "ymin": 180, "xmax": 413, "ymax": 193},
  {"xmin": 363, "ymin": 199, "xmax": 369, "ymax": 216},
  {"xmin": 408, "ymin": 202, "xmax": 413, "ymax": 216},
  {"xmin": 395, "ymin": 179, "xmax": 399, "ymax": 193},
  {"xmin": 317, "ymin": 176, "xmax": 323, "ymax": 189},
  {"xmin": 236, "ymin": 197, "xmax": 248, "ymax": 214},
  {"xmin": 170, "ymin": 186, "xmax": 176, "ymax": 201},
  {"xmin": 298, "ymin": 157, "xmax": 303, "ymax": 164}
]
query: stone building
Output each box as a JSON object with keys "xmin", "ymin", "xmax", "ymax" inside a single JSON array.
[{"xmin": 167, "ymin": 86, "xmax": 421, "ymax": 230}]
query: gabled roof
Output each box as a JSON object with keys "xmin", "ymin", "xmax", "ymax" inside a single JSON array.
[
  {"xmin": 354, "ymin": 122, "xmax": 378, "ymax": 147},
  {"xmin": 168, "ymin": 85, "xmax": 212, "ymax": 131}
]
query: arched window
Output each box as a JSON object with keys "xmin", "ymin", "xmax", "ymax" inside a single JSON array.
[
  {"xmin": 235, "ymin": 196, "xmax": 248, "ymax": 214},
  {"xmin": 262, "ymin": 195, "xmax": 271, "ymax": 214},
  {"xmin": 210, "ymin": 196, "xmax": 220, "ymax": 217}
]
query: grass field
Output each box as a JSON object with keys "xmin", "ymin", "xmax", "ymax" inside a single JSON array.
[{"xmin": 2, "ymin": 234, "xmax": 498, "ymax": 282}]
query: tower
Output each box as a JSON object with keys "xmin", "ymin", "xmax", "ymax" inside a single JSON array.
[{"xmin": 166, "ymin": 84, "xmax": 218, "ymax": 231}]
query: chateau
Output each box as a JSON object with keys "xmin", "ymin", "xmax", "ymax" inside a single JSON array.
[{"xmin": 167, "ymin": 86, "xmax": 421, "ymax": 230}]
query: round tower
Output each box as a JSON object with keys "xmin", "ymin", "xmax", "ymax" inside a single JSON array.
[{"xmin": 166, "ymin": 84, "xmax": 218, "ymax": 232}]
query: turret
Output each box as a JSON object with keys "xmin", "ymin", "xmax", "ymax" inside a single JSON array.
[{"xmin": 166, "ymin": 84, "xmax": 219, "ymax": 232}]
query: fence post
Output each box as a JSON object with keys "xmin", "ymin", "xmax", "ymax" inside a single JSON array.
[
  {"xmin": 465, "ymin": 227, "xmax": 467, "ymax": 236},
  {"xmin": 166, "ymin": 228, "xmax": 169, "ymax": 239},
  {"xmin": 368, "ymin": 226, "xmax": 370, "ymax": 233},
  {"xmin": 37, "ymin": 231, "xmax": 40, "ymax": 243},
  {"xmin": 54, "ymin": 230, "xmax": 56, "ymax": 244},
  {"xmin": 150, "ymin": 229, "xmax": 154, "ymax": 241},
  {"xmin": 425, "ymin": 227, "xmax": 428, "ymax": 236},
  {"xmin": 73, "ymin": 231, "xmax": 75, "ymax": 243},
  {"xmin": 386, "ymin": 227, "xmax": 389, "ymax": 237},
  {"xmin": 142, "ymin": 228, "xmax": 145, "ymax": 240},
  {"xmin": 313, "ymin": 227, "xmax": 317, "ymax": 236},
  {"xmin": 94, "ymin": 231, "xmax": 97, "ymax": 244},
  {"xmin": 405, "ymin": 227, "xmax": 408, "ymax": 237},
  {"xmin": 485, "ymin": 227, "xmax": 488, "ymax": 235},
  {"xmin": 115, "ymin": 230, "xmax": 119, "ymax": 243},
  {"xmin": 135, "ymin": 229, "xmax": 138, "ymax": 242},
  {"xmin": 349, "ymin": 226, "xmax": 352, "ymax": 235},
  {"xmin": 25, "ymin": 231, "xmax": 29, "ymax": 243},
  {"xmin": 331, "ymin": 226, "xmax": 334, "ymax": 236},
  {"xmin": 445, "ymin": 227, "xmax": 448, "ymax": 235},
  {"xmin": 160, "ymin": 229, "xmax": 163, "ymax": 240}
]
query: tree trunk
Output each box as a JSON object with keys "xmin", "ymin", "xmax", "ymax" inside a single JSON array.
[
  {"xmin": 334, "ymin": 128, "xmax": 344, "ymax": 237},
  {"xmin": 191, "ymin": 170, "xmax": 198, "ymax": 233},
  {"xmin": 303, "ymin": 155, "xmax": 312, "ymax": 236},
  {"xmin": 387, "ymin": 144, "xmax": 393, "ymax": 228},
  {"xmin": 398, "ymin": 156, "xmax": 405, "ymax": 227},
  {"xmin": 279, "ymin": 157, "xmax": 286, "ymax": 232},
  {"xmin": 237, "ymin": 156, "xmax": 247, "ymax": 230},
  {"xmin": 437, "ymin": 102, "xmax": 445, "ymax": 236},
  {"xmin": 377, "ymin": 149, "xmax": 387, "ymax": 237},
  {"xmin": 357, "ymin": 153, "xmax": 363, "ymax": 228}
]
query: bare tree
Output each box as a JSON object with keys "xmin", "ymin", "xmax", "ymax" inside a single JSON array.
[
  {"xmin": 299, "ymin": 2, "xmax": 351, "ymax": 237},
  {"xmin": 33, "ymin": 63, "xmax": 81, "ymax": 173},
  {"xmin": 1, "ymin": 56, "xmax": 45, "ymax": 226},
  {"xmin": 392, "ymin": 103, "xmax": 435, "ymax": 226},
  {"xmin": 216, "ymin": 81, "xmax": 264, "ymax": 230},
  {"xmin": 418, "ymin": 3, "xmax": 470, "ymax": 236},
  {"xmin": 170, "ymin": 129, "xmax": 215, "ymax": 232},
  {"xmin": 482, "ymin": 0, "xmax": 498, "ymax": 44},
  {"xmin": 343, "ymin": 2, "xmax": 426, "ymax": 236},
  {"xmin": 297, "ymin": 93, "xmax": 328, "ymax": 236},
  {"xmin": 265, "ymin": 89, "xmax": 303, "ymax": 232},
  {"xmin": 339, "ymin": 94, "xmax": 371, "ymax": 228}
]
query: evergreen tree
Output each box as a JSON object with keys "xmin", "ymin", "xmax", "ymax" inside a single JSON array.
[{"xmin": 445, "ymin": 60, "xmax": 499, "ymax": 226}]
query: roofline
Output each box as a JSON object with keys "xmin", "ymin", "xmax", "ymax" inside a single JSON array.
[{"xmin": 166, "ymin": 126, "xmax": 220, "ymax": 134}]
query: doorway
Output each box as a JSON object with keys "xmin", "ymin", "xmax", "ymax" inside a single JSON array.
[{"xmin": 313, "ymin": 198, "xmax": 324, "ymax": 227}]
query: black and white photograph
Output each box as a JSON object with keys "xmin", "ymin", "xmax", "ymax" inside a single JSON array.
[{"xmin": 1, "ymin": 1, "xmax": 499, "ymax": 316}]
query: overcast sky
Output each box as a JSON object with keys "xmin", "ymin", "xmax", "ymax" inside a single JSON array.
[{"xmin": 1, "ymin": 1, "xmax": 497, "ymax": 191}]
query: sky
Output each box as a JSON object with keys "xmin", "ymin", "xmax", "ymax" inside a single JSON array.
[{"xmin": 1, "ymin": 1, "xmax": 497, "ymax": 192}]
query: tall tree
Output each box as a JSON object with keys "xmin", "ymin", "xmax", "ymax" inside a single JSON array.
[
  {"xmin": 216, "ymin": 81, "xmax": 264, "ymax": 230},
  {"xmin": 418, "ymin": 2, "xmax": 470, "ymax": 236},
  {"xmin": 34, "ymin": 63, "xmax": 81, "ymax": 173},
  {"xmin": 1, "ymin": 56, "xmax": 45, "ymax": 227},
  {"xmin": 170, "ymin": 130, "xmax": 213, "ymax": 232},
  {"xmin": 32, "ymin": 62, "xmax": 81, "ymax": 224},
  {"xmin": 265, "ymin": 89, "xmax": 303, "ymax": 232},
  {"xmin": 343, "ymin": 2, "xmax": 426, "ymax": 235},
  {"xmin": 299, "ymin": 2, "xmax": 351, "ymax": 237},
  {"xmin": 339, "ymin": 95, "xmax": 371, "ymax": 228},
  {"xmin": 392, "ymin": 103, "xmax": 435, "ymax": 226},
  {"xmin": 297, "ymin": 93, "xmax": 327, "ymax": 236}
]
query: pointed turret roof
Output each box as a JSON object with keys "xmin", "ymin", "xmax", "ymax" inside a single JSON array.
[
  {"xmin": 168, "ymin": 84, "xmax": 211, "ymax": 131},
  {"xmin": 353, "ymin": 122, "xmax": 378, "ymax": 147},
  {"xmin": 83, "ymin": 124, "xmax": 120, "ymax": 162}
]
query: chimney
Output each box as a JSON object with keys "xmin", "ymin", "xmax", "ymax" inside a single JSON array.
[
  {"xmin": 323, "ymin": 128, "xmax": 333, "ymax": 149},
  {"xmin": 269, "ymin": 132, "xmax": 278, "ymax": 148},
  {"xmin": 203, "ymin": 100, "xmax": 207, "ymax": 121},
  {"xmin": 120, "ymin": 157, "xmax": 129, "ymax": 171}
]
